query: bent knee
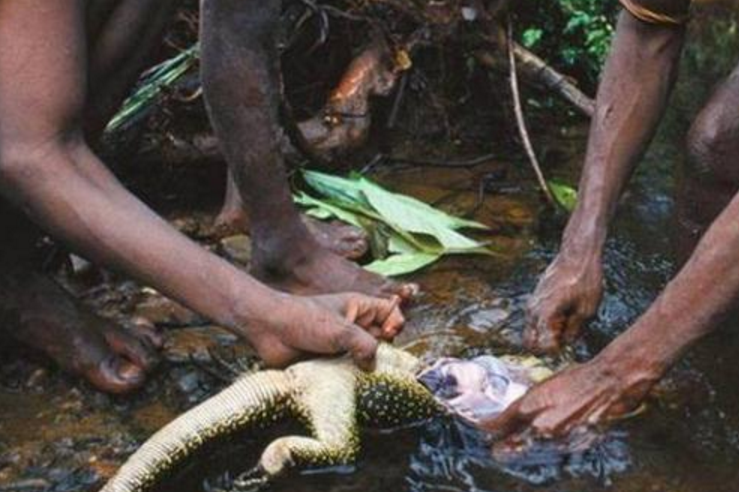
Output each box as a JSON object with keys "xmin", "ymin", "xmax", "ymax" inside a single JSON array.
[{"xmin": 687, "ymin": 114, "xmax": 739, "ymax": 185}]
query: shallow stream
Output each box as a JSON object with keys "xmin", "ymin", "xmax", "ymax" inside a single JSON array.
[{"xmin": 2, "ymin": 9, "xmax": 739, "ymax": 492}]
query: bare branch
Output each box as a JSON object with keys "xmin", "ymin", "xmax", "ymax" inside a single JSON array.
[{"xmin": 506, "ymin": 19, "xmax": 556, "ymax": 207}]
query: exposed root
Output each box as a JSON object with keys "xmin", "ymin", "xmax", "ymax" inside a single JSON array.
[{"xmin": 297, "ymin": 33, "xmax": 408, "ymax": 162}]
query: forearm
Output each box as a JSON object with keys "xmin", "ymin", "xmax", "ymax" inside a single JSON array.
[
  {"xmin": 563, "ymin": 12, "xmax": 685, "ymax": 253},
  {"xmin": 0, "ymin": 142, "xmax": 280, "ymax": 333},
  {"xmin": 599, "ymin": 190, "xmax": 739, "ymax": 376}
]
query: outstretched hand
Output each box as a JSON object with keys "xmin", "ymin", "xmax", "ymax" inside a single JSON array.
[
  {"xmin": 480, "ymin": 357, "xmax": 656, "ymax": 450},
  {"xmin": 247, "ymin": 293, "xmax": 405, "ymax": 370},
  {"xmin": 525, "ymin": 252, "xmax": 604, "ymax": 354}
]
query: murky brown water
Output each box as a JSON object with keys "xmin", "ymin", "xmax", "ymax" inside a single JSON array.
[{"xmin": 3, "ymin": 8, "xmax": 739, "ymax": 492}]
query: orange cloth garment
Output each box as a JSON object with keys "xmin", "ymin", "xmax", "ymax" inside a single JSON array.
[{"xmin": 619, "ymin": 0, "xmax": 691, "ymax": 25}]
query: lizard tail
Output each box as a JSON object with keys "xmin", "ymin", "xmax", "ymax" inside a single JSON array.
[{"xmin": 102, "ymin": 370, "xmax": 292, "ymax": 492}]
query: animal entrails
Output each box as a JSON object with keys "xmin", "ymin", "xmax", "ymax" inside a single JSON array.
[{"xmin": 101, "ymin": 344, "xmax": 550, "ymax": 492}]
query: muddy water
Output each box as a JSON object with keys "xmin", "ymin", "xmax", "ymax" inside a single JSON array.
[{"xmin": 4, "ymin": 11, "xmax": 739, "ymax": 492}]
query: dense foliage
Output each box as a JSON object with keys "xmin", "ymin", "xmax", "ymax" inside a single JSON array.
[{"xmin": 518, "ymin": 0, "xmax": 619, "ymax": 89}]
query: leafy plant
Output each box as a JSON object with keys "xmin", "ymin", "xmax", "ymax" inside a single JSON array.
[
  {"xmin": 294, "ymin": 171, "xmax": 494, "ymax": 276},
  {"xmin": 105, "ymin": 44, "xmax": 199, "ymax": 133},
  {"xmin": 547, "ymin": 180, "xmax": 578, "ymax": 212},
  {"xmin": 519, "ymin": 0, "xmax": 618, "ymax": 87}
]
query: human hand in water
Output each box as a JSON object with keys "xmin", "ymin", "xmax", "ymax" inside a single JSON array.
[
  {"xmin": 481, "ymin": 354, "xmax": 658, "ymax": 449},
  {"xmin": 525, "ymin": 250, "xmax": 604, "ymax": 354},
  {"xmin": 245, "ymin": 293, "xmax": 404, "ymax": 370}
]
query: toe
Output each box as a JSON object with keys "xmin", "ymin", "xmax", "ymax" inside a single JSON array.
[
  {"xmin": 380, "ymin": 280, "xmax": 419, "ymax": 301},
  {"xmin": 86, "ymin": 356, "xmax": 147, "ymax": 394},
  {"xmin": 103, "ymin": 327, "xmax": 161, "ymax": 371},
  {"xmin": 131, "ymin": 316, "xmax": 165, "ymax": 349}
]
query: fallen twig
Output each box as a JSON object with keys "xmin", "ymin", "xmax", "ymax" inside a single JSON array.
[
  {"xmin": 476, "ymin": 44, "xmax": 595, "ymax": 118},
  {"xmin": 506, "ymin": 18, "xmax": 556, "ymax": 207},
  {"xmin": 512, "ymin": 43, "xmax": 595, "ymax": 117}
]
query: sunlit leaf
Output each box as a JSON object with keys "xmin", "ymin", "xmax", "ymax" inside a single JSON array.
[
  {"xmin": 303, "ymin": 170, "xmax": 368, "ymax": 207},
  {"xmin": 548, "ymin": 180, "xmax": 578, "ymax": 212},
  {"xmin": 294, "ymin": 192, "xmax": 365, "ymax": 228},
  {"xmin": 106, "ymin": 44, "xmax": 199, "ymax": 133},
  {"xmin": 357, "ymin": 177, "xmax": 486, "ymax": 251},
  {"xmin": 364, "ymin": 253, "xmax": 441, "ymax": 276},
  {"xmin": 295, "ymin": 171, "xmax": 495, "ymax": 275}
]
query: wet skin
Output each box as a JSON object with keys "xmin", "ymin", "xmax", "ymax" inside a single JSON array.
[
  {"xmin": 491, "ymin": 11, "xmax": 739, "ymax": 442},
  {"xmin": 0, "ymin": 0, "xmax": 409, "ymax": 393}
]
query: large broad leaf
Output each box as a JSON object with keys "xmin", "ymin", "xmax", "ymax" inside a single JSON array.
[
  {"xmin": 388, "ymin": 233, "xmax": 419, "ymax": 255},
  {"xmin": 357, "ymin": 177, "xmax": 486, "ymax": 251},
  {"xmin": 356, "ymin": 175, "xmax": 488, "ymax": 231},
  {"xmin": 364, "ymin": 252, "xmax": 441, "ymax": 276},
  {"xmin": 303, "ymin": 170, "xmax": 368, "ymax": 207},
  {"xmin": 294, "ymin": 192, "xmax": 365, "ymax": 228},
  {"xmin": 296, "ymin": 170, "xmax": 495, "ymax": 275}
]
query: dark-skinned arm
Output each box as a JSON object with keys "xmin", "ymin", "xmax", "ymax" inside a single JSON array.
[
  {"xmin": 486, "ymin": 185, "xmax": 739, "ymax": 440},
  {"xmin": 525, "ymin": 11, "xmax": 687, "ymax": 353}
]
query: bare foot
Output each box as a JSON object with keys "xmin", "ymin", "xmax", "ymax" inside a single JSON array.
[
  {"xmin": 303, "ymin": 218, "xmax": 369, "ymax": 260},
  {"xmin": 215, "ymin": 206, "xmax": 369, "ymax": 260},
  {"xmin": 251, "ymin": 228, "xmax": 416, "ymax": 300},
  {"xmin": 0, "ymin": 270, "xmax": 162, "ymax": 394}
]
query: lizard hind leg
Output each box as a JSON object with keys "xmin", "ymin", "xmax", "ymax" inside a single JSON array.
[{"xmin": 255, "ymin": 364, "xmax": 361, "ymax": 478}]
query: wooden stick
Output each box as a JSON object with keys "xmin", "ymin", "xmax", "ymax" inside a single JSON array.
[
  {"xmin": 475, "ymin": 45, "xmax": 595, "ymax": 118},
  {"xmin": 512, "ymin": 42, "xmax": 595, "ymax": 117},
  {"xmin": 506, "ymin": 18, "xmax": 556, "ymax": 207}
]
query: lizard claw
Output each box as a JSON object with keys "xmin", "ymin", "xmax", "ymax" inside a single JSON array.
[{"xmin": 231, "ymin": 466, "xmax": 269, "ymax": 492}]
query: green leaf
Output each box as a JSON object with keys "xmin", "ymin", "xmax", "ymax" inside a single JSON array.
[
  {"xmin": 303, "ymin": 170, "xmax": 368, "ymax": 207},
  {"xmin": 548, "ymin": 180, "xmax": 578, "ymax": 212},
  {"xmin": 293, "ymin": 192, "xmax": 365, "ymax": 228},
  {"xmin": 363, "ymin": 177, "xmax": 488, "ymax": 231},
  {"xmin": 106, "ymin": 44, "xmax": 199, "ymax": 133},
  {"xmin": 364, "ymin": 253, "xmax": 441, "ymax": 276},
  {"xmin": 304, "ymin": 207, "xmax": 333, "ymax": 220},
  {"xmin": 388, "ymin": 233, "xmax": 419, "ymax": 254},
  {"xmin": 296, "ymin": 171, "xmax": 495, "ymax": 275},
  {"xmin": 357, "ymin": 177, "xmax": 485, "ymax": 251},
  {"xmin": 521, "ymin": 28, "xmax": 544, "ymax": 48}
]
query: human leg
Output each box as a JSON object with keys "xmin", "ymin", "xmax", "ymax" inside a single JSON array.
[
  {"xmin": 199, "ymin": 0, "xmax": 415, "ymax": 299},
  {"xmin": 0, "ymin": 0, "xmax": 403, "ymax": 377},
  {"xmin": 678, "ymin": 61, "xmax": 739, "ymax": 260},
  {"xmin": 0, "ymin": 203, "xmax": 161, "ymax": 393}
]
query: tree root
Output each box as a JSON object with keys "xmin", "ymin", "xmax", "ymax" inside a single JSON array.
[{"xmin": 297, "ymin": 33, "xmax": 404, "ymax": 162}]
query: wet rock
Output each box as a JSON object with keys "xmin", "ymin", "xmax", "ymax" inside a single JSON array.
[
  {"xmin": 467, "ymin": 305, "xmax": 511, "ymax": 332},
  {"xmin": 176, "ymin": 372, "xmax": 200, "ymax": 393},
  {"xmin": 219, "ymin": 234, "xmax": 252, "ymax": 265},
  {"xmin": 171, "ymin": 216, "xmax": 204, "ymax": 237},
  {"xmin": 164, "ymin": 326, "xmax": 238, "ymax": 364},
  {"xmin": 134, "ymin": 293, "xmax": 203, "ymax": 327},
  {"xmin": 25, "ymin": 369, "xmax": 49, "ymax": 391},
  {"xmin": 87, "ymin": 458, "xmax": 120, "ymax": 482},
  {"xmin": 68, "ymin": 255, "xmax": 106, "ymax": 288},
  {"xmin": 169, "ymin": 367, "xmax": 213, "ymax": 403}
]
